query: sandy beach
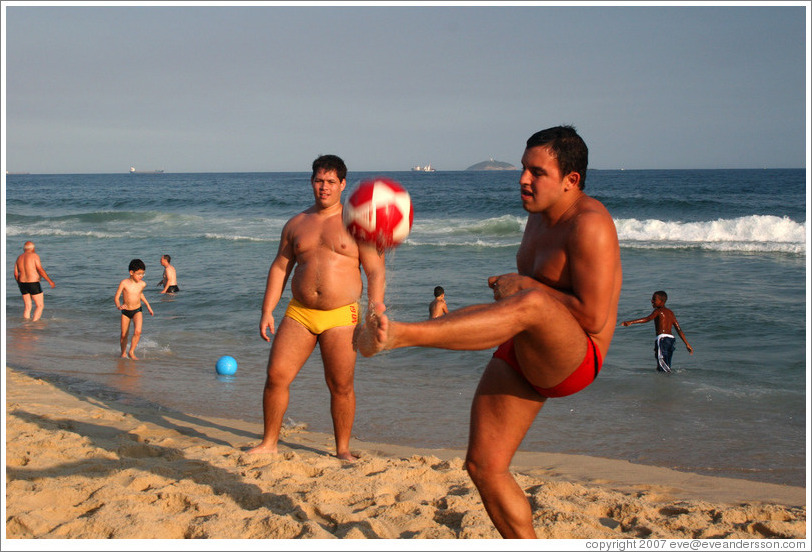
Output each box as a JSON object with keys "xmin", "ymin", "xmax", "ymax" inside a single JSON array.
[{"xmin": 4, "ymin": 365, "xmax": 807, "ymax": 542}]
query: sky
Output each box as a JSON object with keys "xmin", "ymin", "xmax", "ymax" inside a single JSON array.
[{"xmin": 2, "ymin": 1, "xmax": 809, "ymax": 174}]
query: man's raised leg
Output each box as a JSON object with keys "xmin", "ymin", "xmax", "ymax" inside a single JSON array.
[
  {"xmin": 356, "ymin": 297, "xmax": 530, "ymax": 357},
  {"xmin": 465, "ymin": 358, "xmax": 546, "ymax": 538},
  {"xmin": 248, "ymin": 317, "xmax": 317, "ymax": 454},
  {"xmin": 357, "ymin": 289, "xmax": 587, "ymax": 388}
]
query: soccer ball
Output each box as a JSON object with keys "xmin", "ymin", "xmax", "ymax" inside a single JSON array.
[{"xmin": 343, "ymin": 178, "xmax": 413, "ymax": 249}]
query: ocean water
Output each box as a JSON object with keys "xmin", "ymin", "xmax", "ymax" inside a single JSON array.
[{"xmin": 4, "ymin": 168, "xmax": 808, "ymax": 487}]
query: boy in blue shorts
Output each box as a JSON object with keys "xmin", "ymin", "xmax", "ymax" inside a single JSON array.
[{"xmin": 621, "ymin": 290, "xmax": 693, "ymax": 372}]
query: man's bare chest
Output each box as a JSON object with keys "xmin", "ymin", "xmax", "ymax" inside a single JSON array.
[
  {"xmin": 516, "ymin": 228, "xmax": 570, "ymax": 289},
  {"xmin": 292, "ymin": 217, "xmax": 357, "ymax": 258}
]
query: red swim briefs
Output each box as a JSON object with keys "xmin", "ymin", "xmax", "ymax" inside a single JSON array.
[{"xmin": 492, "ymin": 335, "xmax": 603, "ymax": 398}]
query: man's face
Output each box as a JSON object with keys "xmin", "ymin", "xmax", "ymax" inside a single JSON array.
[
  {"xmin": 130, "ymin": 269, "xmax": 145, "ymax": 283},
  {"xmin": 311, "ymin": 169, "xmax": 346, "ymax": 209},
  {"xmin": 519, "ymin": 146, "xmax": 570, "ymax": 213}
]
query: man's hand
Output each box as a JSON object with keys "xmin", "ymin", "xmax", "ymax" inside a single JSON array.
[
  {"xmin": 488, "ymin": 273, "xmax": 529, "ymax": 300},
  {"xmin": 259, "ymin": 314, "xmax": 276, "ymax": 342}
]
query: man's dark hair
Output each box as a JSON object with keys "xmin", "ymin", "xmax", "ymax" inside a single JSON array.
[
  {"xmin": 162, "ymin": 254, "xmax": 171, "ymax": 263},
  {"xmin": 434, "ymin": 286, "xmax": 444, "ymax": 297},
  {"xmin": 654, "ymin": 290, "xmax": 668, "ymax": 302},
  {"xmin": 312, "ymin": 154, "xmax": 347, "ymax": 182},
  {"xmin": 526, "ymin": 125, "xmax": 589, "ymax": 189},
  {"xmin": 129, "ymin": 259, "xmax": 146, "ymax": 272}
]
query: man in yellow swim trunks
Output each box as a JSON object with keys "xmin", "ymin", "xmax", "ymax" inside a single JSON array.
[{"xmin": 247, "ymin": 155, "xmax": 385, "ymax": 461}]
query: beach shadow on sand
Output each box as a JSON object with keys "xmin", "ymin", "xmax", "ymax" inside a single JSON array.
[
  {"xmin": 9, "ymin": 367, "xmax": 326, "ymax": 456},
  {"xmin": 8, "ymin": 409, "xmax": 305, "ymax": 521}
]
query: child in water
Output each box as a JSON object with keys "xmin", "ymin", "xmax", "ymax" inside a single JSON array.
[
  {"xmin": 114, "ymin": 259, "xmax": 154, "ymax": 360},
  {"xmin": 621, "ymin": 290, "xmax": 693, "ymax": 373}
]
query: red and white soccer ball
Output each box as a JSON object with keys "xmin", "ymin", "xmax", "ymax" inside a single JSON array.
[{"xmin": 343, "ymin": 178, "xmax": 414, "ymax": 249}]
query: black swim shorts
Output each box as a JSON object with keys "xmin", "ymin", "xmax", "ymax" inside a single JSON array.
[{"xmin": 17, "ymin": 281, "xmax": 43, "ymax": 296}]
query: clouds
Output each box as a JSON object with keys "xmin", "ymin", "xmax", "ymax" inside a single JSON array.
[{"xmin": 4, "ymin": 4, "xmax": 808, "ymax": 173}]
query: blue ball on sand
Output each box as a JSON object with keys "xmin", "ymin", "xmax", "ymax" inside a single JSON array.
[{"xmin": 215, "ymin": 355, "xmax": 238, "ymax": 376}]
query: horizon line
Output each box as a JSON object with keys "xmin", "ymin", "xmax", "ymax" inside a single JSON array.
[{"xmin": 5, "ymin": 167, "xmax": 806, "ymax": 176}]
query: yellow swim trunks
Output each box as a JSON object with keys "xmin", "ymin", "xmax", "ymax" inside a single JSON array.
[{"xmin": 284, "ymin": 298, "xmax": 359, "ymax": 335}]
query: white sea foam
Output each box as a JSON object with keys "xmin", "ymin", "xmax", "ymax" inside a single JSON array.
[
  {"xmin": 413, "ymin": 214, "xmax": 526, "ymax": 236},
  {"xmin": 615, "ymin": 215, "xmax": 806, "ymax": 253},
  {"xmin": 202, "ymin": 233, "xmax": 275, "ymax": 242},
  {"xmin": 409, "ymin": 214, "xmax": 805, "ymax": 253},
  {"xmin": 5, "ymin": 225, "xmax": 121, "ymax": 239},
  {"xmin": 8, "ymin": 211, "xmax": 805, "ymax": 253}
]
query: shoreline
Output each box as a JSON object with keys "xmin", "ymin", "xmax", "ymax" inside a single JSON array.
[{"xmin": 4, "ymin": 365, "xmax": 808, "ymax": 540}]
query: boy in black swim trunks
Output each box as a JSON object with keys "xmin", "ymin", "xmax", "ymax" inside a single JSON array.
[{"xmin": 114, "ymin": 259, "xmax": 154, "ymax": 360}]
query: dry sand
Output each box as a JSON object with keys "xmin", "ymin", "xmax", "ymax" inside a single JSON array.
[{"xmin": 4, "ymin": 365, "xmax": 807, "ymax": 541}]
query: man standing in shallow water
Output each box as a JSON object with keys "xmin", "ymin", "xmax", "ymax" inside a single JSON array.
[
  {"xmin": 356, "ymin": 126, "xmax": 622, "ymax": 538},
  {"xmin": 248, "ymin": 154, "xmax": 386, "ymax": 461},
  {"xmin": 158, "ymin": 254, "xmax": 180, "ymax": 294},
  {"xmin": 14, "ymin": 241, "xmax": 56, "ymax": 321}
]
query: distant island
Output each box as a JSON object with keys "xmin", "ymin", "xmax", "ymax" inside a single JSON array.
[{"xmin": 465, "ymin": 159, "xmax": 517, "ymax": 171}]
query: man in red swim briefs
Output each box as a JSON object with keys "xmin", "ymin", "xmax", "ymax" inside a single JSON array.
[{"xmin": 356, "ymin": 126, "xmax": 622, "ymax": 538}]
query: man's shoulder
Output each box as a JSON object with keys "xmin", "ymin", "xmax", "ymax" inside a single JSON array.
[
  {"xmin": 577, "ymin": 195, "xmax": 613, "ymax": 220},
  {"xmin": 280, "ymin": 211, "xmax": 307, "ymax": 235},
  {"xmin": 567, "ymin": 199, "xmax": 617, "ymax": 244},
  {"xmin": 287, "ymin": 209, "xmax": 317, "ymax": 226}
]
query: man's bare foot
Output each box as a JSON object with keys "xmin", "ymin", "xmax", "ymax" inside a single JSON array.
[
  {"xmin": 128, "ymin": 351, "xmax": 139, "ymax": 360},
  {"xmin": 355, "ymin": 302, "xmax": 392, "ymax": 357},
  {"xmin": 120, "ymin": 352, "xmax": 128, "ymax": 359},
  {"xmin": 246, "ymin": 443, "xmax": 278, "ymax": 455},
  {"xmin": 335, "ymin": 451, "xmax": 359, "ymax": 462}
]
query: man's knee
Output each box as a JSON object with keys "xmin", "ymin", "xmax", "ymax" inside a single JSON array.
[
  {"xmin": 464, "ymin": 455, "xmax": 481, "ymax": 483},
  {"xmin": 465, "ymin": 453, "xmax": 506, "ymax": 489},
  {"xmin": 265, "ymin": 364, "xmax": 299, "ymax": 390},
  {"xmin": 515, "ymin": 288, "xmax": 549, "ymax": 313},
  {"xmin": 326, "ymin": 378, "xmax": 354, "ymax": 398},
  {"xmin": 265, "ymin": 372, "xmax": 290, "ymax": 391}
]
